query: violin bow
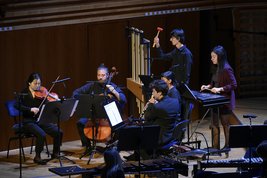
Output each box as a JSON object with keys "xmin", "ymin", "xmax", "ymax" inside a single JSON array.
[{"xmin": 37, "ymin": 75, "xmax": 60, "ymax": 110}]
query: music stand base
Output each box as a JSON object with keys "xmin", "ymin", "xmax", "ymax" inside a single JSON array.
[{"xmin": 48, "ymin": 155, "xmax": 76, "ymax": 167}]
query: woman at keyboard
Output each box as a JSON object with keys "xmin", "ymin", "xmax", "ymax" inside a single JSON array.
[{"xmin": 200, "ymin": 45, "xmax": 242, "ymax": 150}]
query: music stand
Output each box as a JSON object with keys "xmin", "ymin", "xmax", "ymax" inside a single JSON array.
[
  {"xmin": 37, "ymin": 98, "xmax": 78, "ymax": 167},
  {"xmin": 178, "ymin": 83, "xmax": 200, "ymax": 146},
  {"xmin": 229, "ymin": 125, "xmax": 267, "ymax": 169},
  {"xmin": 139, "ymin": 74, "xmax": 155, "ymax": 102},
  {"xmin": 75, "ymin": 94, "xmax": 108, "ymax": 164},
  {"xmin": 117, "ymin": 125, "xmax": 160, "ymax": 177}
]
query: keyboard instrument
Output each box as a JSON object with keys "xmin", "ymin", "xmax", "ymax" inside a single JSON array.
[
  {"xmin": 192, "ymin": 90, "xmax": 230, "ymax": 107},
  {"xmin": 179, "ymin": 83, "xmax": 230, "ymax": 107},
  {"xmin": 197, "ymin": 157, "xmax": 263, "ymax": 169}
]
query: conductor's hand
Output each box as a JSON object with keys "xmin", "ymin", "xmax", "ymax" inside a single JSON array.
[
  {"xmin": 31, "ymin": 107, "xmax": 39, "ymax": 115},
  {"xmin": 153, "ymin": 36, "xmax": 160, "ymax": 48}
]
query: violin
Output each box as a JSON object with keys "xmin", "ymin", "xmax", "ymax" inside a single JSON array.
[{"xmin": 34, "ymin": 86, "xmax": 60, "ymax": 102}]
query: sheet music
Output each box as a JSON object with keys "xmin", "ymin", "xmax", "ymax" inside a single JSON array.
[
  {"xmin": 37, "ymin": 104, "xmax": 45, "ymax": 122},
  {"xmin": 70, "ymin": 100, "xmax": 79, "ymax": 117},
  {"xmin": 104, "ymin": 101, "xmax": 123, "ymax": 127}
]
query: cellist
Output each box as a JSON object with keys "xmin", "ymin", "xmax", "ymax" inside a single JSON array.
[{"xmin": 72, "ymin": 64, "xmax": 127, "ymax": 153}]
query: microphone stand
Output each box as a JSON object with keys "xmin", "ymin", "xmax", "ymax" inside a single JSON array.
[
  {"xmin": 243, "ymin": 114, "xmax": 257, "ymax": 171},
  {"xmin": 15, "ymin": 92, "xmax": 27, "ymax": 178}
]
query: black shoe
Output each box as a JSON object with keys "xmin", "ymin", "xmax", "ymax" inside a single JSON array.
[{"xmin": 33, "ymin": 157, "xmax": 47, "ymax": 165}]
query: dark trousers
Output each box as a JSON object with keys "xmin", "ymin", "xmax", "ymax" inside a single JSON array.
[
  {"xmin": 77, "ymin": 118, "xmax": 91, "ymax": 148},
  {"xmin": 211, "ymin": 109, "xmax": 242, "ymax": 149},
  {"xmin": 23, "ymin": 122, "xmax": 62, "ymax": 155}
]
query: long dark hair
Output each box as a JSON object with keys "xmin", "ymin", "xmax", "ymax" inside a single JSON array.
[
  {"xmin": 101, "ymin": 148, "xmax": 125, "ymax": 178},
  {"xmin": 27, "ymin": 72, "xmax": 41, "ymax": 86},
  {"xmin": 211, "ymin": 45, "xmax": 229, "ymax": 73}
]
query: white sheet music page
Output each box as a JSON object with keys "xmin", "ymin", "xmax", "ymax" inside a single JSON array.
[
  {"xmin": 70, "ymin": 100, "xmax": 79, "ymax": 117},
  {"xmin": 37, "ymin": 104, "xmax": 45, "ymax": 122},
  {"xmin": 104, "ymin": 101, "xmax": 122, "ymax": 127}
]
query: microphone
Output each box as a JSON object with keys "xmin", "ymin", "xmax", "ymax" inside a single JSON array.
[
  {"xmin": 243, "ymin": 114, "xmax": 257, "ymax": 118},
  {"xmin": 52, "ymin": 77, "xmax": 70, "ymax": 84}
]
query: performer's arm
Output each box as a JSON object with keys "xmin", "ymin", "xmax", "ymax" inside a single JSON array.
[{"xmin": 72, "ymin": 83, "xmax": 92, "ymax": 99}]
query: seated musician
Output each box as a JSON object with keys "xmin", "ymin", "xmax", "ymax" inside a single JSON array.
[
  {"xmin": 200, "ymin": 45, "xmax": 242, "ymax": 150},
  {"xmin": 125, "ymin": 80, "xmax": 181, "ymax": 161},
  {"xmin": 15, "ymin": 72, "xmax": 62, "ymax": 165},
  {"xmin": 161, "ymin": 70, "xmax": 182, "ymax": 103},
  {"xmin": 72, "ymin": 64, "xmax": 127, "ymax": 153}
]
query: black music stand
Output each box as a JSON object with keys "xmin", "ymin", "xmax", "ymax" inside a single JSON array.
[
  {"xmin": 117, "ymin": 125, "xmax": 160, "ymax": 177},
  {"xmin": 229, "ymin": 124, "xmax": 267, "ymax": 167},
  {"xmin": 139, "ymin": 74, "xmax": 155, "ymax": 102},
  {"xmin": 37, "ymin": 98, "xmax": 78, "ymax": 167},
  {"xmin": 178, "ymin": 83, "xmax": 203, "ymax": 148},
  {"xmin": 75, "ymin": 94, "xmax": 108, "ymax": 164},
  {"xmin": 14, "ymin": 92, "xmax": 28, "ymax": 178}
]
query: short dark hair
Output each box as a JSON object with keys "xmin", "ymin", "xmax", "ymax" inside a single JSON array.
[
  {"xmin": 170, "ymin": 28, "xmax": 185, "ymax": 43},
  {"xmin": 149, "ymin": 79, "xmax": 168, "ymax": 96},
  {"xmin": 97, "ymin": 63, "xmax": 109, "ymax": 73}
]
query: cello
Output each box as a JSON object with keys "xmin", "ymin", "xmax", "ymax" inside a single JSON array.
[{"xmin": 83, "ymin": 67, "xmax": 118, "ymax": 142}]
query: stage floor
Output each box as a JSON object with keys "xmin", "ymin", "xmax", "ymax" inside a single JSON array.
[{"xmin": 0, "ymin": 97, "xmax": 266, "ymax": 178}]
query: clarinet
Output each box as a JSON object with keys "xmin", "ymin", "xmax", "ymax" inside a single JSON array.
[
  {"xmin": 139, "ymin": 95, "xmax": 157, "ymax": 119},
  {"xmin": 139, "ymin": 102, "xmax": 149, "ymax": 119}
]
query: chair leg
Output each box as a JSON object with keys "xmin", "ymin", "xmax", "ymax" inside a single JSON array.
[
  {"xmin": 7, "ymin": 137, "xmax": 26, "ymax": 162},
  {"xmin": 20, "ymin": 141, "xmax": 26, "ymax": 162},
  {"xmin": 30, "ymin": 137, "xmax": 34, "ymax": 154},
  {"xmin": 7, "ymin": 139, "xmax": 12, "ymax": 158},
  {"xmin": 44, "ymin": 138, "xmax": 50, "ymax": 157}
]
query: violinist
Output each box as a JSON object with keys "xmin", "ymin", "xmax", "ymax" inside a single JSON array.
[
  {"xmin": 15, "ymin": 72, "xmax": 63, "ymax": 165},
  {"xmin": 72, "ymin": 64, "xmax": 127, "ymax": 152}
]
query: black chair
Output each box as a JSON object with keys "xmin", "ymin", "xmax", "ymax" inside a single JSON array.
[
  {"xmin": 5, "ymin": 100, "xmax": 50, "ymax": 161},
  {"xmin": 173, "ymin": 119, "xmax": 189, "ymax": 144}
]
